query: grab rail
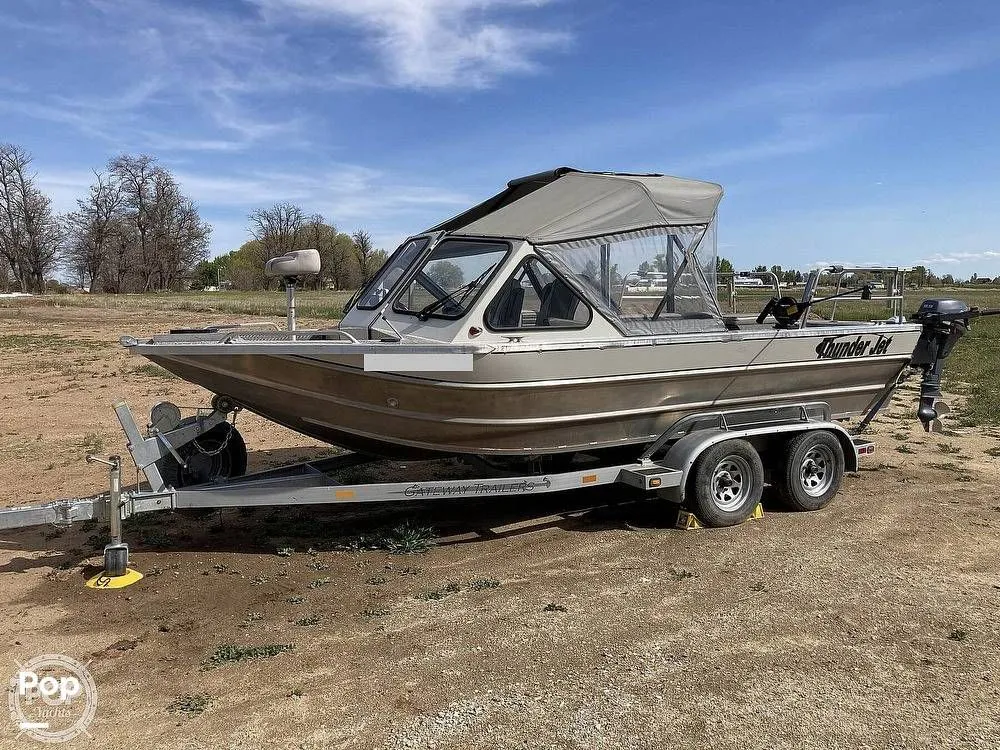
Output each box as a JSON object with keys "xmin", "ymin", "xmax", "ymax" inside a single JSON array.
[{"xmin": 225, "ymin": 329, "xmax": 361, "ymax": 344}]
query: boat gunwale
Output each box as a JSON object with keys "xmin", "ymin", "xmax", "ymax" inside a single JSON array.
[{"xmin": 130, "ymin": 321, "xmax": 923, "ymax": 358}]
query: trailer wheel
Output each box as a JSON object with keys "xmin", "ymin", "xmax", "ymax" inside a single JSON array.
[
  {"xmin": 689, "ymin": 439, "xmax": 764, "ymax": 527},
  {"xmin": 775, "ymin": 430, "xmax": 844, "ymax": 511},
  {"xmin": 157, "ymin": 423, "xmax": 248, "ymax": 488}
]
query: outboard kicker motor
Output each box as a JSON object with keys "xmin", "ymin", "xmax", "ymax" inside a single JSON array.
[{"xmin": 910, "ymin": 299, "xmax": 999, "ymax": 431}]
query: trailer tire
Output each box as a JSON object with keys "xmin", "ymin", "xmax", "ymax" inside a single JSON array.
[
  {"xmin": 689, "ymin": 439, "xmax": 764, "ymax": 527},
  {"xmin": 157, "ymin": 423, "xmax": 248, "ymax": 488},
  {"xmin": 775, "ymin": 430, "xmax": 844, "ymax": 511}
]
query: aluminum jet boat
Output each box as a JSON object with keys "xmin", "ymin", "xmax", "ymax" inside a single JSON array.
[{"xmin": 125, "ymin": 168, "xmax": 934, "ymax": 460}]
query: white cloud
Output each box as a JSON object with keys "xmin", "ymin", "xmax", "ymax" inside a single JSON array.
[
  {"xmin": 528, "ymin": 27, "xmax": 1000, "ymax": 168},
  {"xmin": 252, "ymin": 0, "xmax": 570, "ymax": 88},
  {"xmin": 174, "ymin": 163, "xmax": 470, "ymax": 219},
  {"xmin": 0, "ymin": 0, "xmax": 568, "ymax": 158},
  {"xmin": 34, "ymin": 160, "xmax": 471, "ymax": 253},
  {"xmin": 918, "ymin": 250, "xmax": 1000, "ymax": 265},
  {"xmin": 34, "ymin": 169, "xmax": 97, "ymax": 213},
  {"xmin": 673, "ymin": 113, "xmax": 878, "ymax": 172}
]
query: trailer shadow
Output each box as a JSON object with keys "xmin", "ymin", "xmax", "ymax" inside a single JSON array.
[
  {"xmin": 0, "ymin": 483, "xmax": 663, "ymax": 576},
  {"xmin": 0, "ymin": 445, "xmax": 810, "ymax": 575}
]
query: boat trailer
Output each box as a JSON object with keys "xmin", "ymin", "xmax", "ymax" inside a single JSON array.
[
  {"xmin": 0, "ymin": 398, "xmax": 879, "ymax": 588},
  {"xmin": 5, "ymin": 296, "xmax": 996, "ymax": 588}
]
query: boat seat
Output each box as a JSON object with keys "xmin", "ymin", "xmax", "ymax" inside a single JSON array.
[
  {"xmin": 264, "ymin": 249, "xmax": 321, "ymax": 278},
  {"xmin": 537, "ymin": 279, "xmax": 580, "ymax": 326},
  {"xmin": 489, "ymin": 277, "xmax": 525, "ymax": 328}
]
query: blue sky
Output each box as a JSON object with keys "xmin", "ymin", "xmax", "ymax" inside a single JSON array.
[{"xmin": 2, "ymin": 0, "xmax": 999, "ymax": 276}]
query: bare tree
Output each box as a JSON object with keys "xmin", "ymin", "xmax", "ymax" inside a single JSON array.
[
  {"xmin": 352, "ymin": 229, "xmax": 375, "ymax": 284},
  {"xmin": 248, "ymin": 202, "xmax": 306, "ymax": 261},
  {"xmin": 103, "ymin": 214, "xmax": 135, "ymax": 294},
  {"xmin": 65, "ymin": 171, "xmax": 123, "ymax": 290},
  {"xmin": 20, "ymin": 188, "xmax": 62, "ymax": 292},
  {"xmin": 108, "ymin": 154, "xmax": 158, "ymax": 288},
  {"xmin": 70, "ymin": 155, "xmax": 212, "ymax": 292},
  {"xmin": 0, "ymin": 144, "xmax": 62, "ymax": 292},
  {"xmin": 0, "ymin": 144, "xmax": 30, "ymax": 290},
  {"xmin": 164, "ymin": 198, "xmax": 210, "ymax": 289},
  {"xmin": 247, "ymin": 203, "xmax": 307, "ymax": 289}
]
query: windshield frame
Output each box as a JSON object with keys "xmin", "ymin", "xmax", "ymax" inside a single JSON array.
[
  {"xmin": 391, "ymin": 238, "xmax": 512, "ymax": 322},
  {"xmin": 352, "ymin": 234, "xmax": 435, "ymax": 312}
]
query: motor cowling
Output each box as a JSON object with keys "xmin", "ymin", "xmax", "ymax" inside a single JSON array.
[{"xmin": 910, "ymin": 299, "xmax": 972, "ymax": 430}]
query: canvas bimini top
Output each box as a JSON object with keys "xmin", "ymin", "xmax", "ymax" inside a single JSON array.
[{"xmin": 427, "ymin": 167, "xmax": 724, "ymax": 245}]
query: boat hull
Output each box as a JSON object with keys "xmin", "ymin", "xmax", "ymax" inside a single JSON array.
[{"xmin": 143, "ymin": 325, "xmax": 921, "ymax": 458}]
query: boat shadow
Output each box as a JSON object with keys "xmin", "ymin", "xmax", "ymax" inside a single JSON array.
[
  {"xmin": 0, "ymin": 457, "xmax": 673, "ymax": 575},
  {"xmin": 1, "ymin": 446, "xmax": 802, "ymax": 575}
]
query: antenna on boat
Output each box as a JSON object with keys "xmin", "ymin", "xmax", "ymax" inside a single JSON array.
[{"xmin": 264, "ymin": 249, "xmax": 322, "ymax": 332}]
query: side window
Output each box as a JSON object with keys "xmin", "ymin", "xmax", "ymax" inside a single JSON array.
[{"xmin": 486, "ymin": 258, "xmax": 590, "ymax": 330}]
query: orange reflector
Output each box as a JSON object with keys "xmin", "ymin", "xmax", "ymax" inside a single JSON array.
[
  {"xmin": 650, "ymin": 478, "xmax": 661, "ymax": 488},
  {"xmin": 335, "ymin": 489, "xmax": 355, "ymax": 499},
  {"xmin": 582, "ymin": 474, "xmax": 597, "ymax": 484}
]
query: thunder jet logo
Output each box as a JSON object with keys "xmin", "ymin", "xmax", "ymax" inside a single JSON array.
[{"xmin": 815, "ymin": 334, "xmax": 893, "ymax": 359}]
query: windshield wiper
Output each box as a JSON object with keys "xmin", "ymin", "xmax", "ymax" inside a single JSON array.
[{"xmin": 416, "ymin": 262, "xmax": 500, "ymax": 321}]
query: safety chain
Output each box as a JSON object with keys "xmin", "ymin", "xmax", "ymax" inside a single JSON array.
[{"xmin": 191, "ymin": 410, "xmax": 239, "ymax": 457}]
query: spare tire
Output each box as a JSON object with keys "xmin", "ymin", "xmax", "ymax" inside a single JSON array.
[{"xmin": 156, "ymin": 422, "xmax": 248, "ymax": 488}]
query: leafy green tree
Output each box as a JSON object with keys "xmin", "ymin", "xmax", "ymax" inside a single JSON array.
[
  {"xmin": 368, "ymin": 249, "xmax": 388, "ymax": 277},
  {"xmin": 192, "ymin": 260, "xmax": 219, "ymax": 289},
  {"xmin": 716, "ymin": 257, "xmax": 734, "ymax": 274}
]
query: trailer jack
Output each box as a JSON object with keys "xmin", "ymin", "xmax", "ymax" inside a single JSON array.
[{"xmin": 83, "ymin": 455, "xmax": 143, "ymax": 589}]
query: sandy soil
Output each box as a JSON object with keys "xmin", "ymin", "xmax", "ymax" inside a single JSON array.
[{"xmin": 1, "ymin": 302, "xmax": 999, "ymax": 750}]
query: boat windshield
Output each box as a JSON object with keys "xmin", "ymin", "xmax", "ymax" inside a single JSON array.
[
  {"xmin": 536, "ymin": 222, "xmax": 724, "ymax": 335},
  {"xmin": 393, "ymin": 239, "xmax": 509, "ymax": 320},
  {"xmin": 355, "ymin": 237, "xmax": 430, "ymax": 310}
]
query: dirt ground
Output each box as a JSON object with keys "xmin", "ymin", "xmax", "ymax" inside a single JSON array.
[{"xmin": 1, "ymin": 302, "xmax": 999, "ymax": 750}]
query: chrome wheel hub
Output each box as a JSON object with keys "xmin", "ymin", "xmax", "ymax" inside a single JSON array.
[
  {"xmin": 711, "ymin": 456, "xmax": 752, "ymax": 511},
  {"xmin": 799, "ymin": 445, "xmax": 835, "ymax": 497}
]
